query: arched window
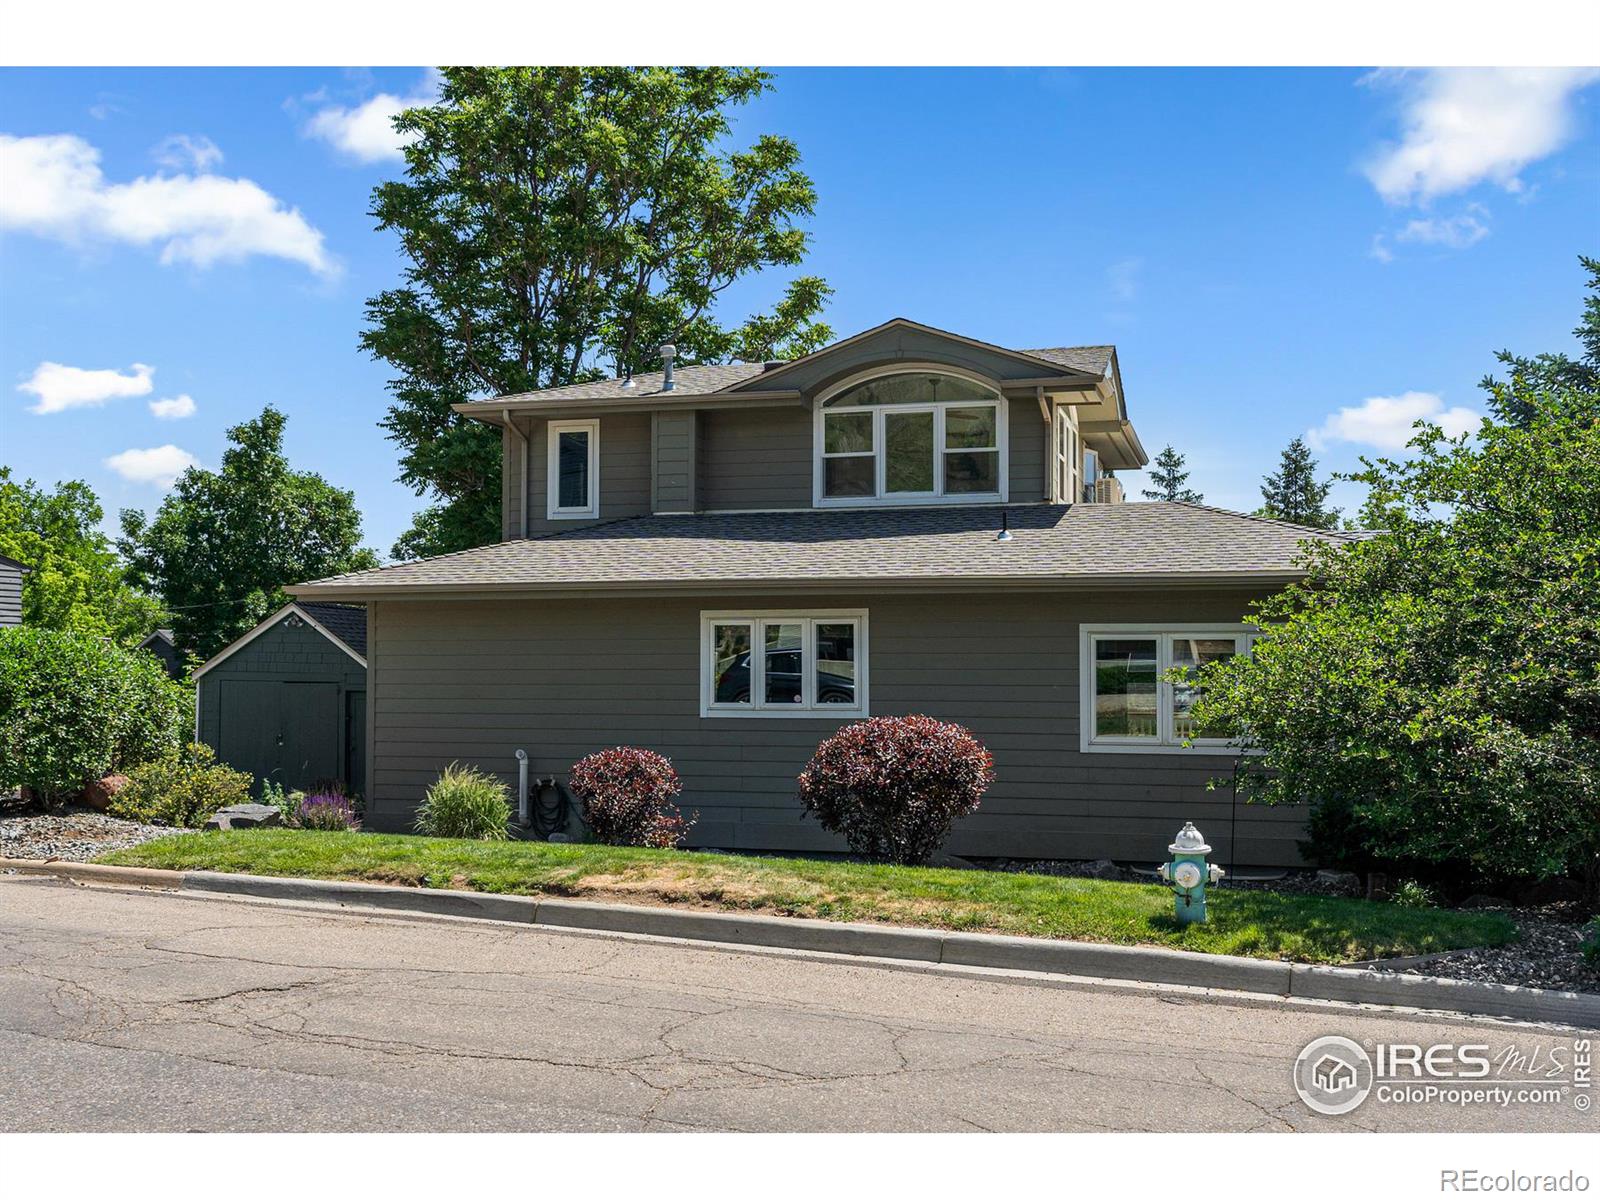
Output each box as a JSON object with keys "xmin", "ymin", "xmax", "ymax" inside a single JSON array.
[{"xmin": 816, "ymin": 370, "xmax": 1006, "ymax": 504}]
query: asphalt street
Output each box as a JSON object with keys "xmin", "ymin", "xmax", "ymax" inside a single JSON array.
[{"xmin": 0, "ymin": 875, "xmax": 1592, "ymax": 1132}]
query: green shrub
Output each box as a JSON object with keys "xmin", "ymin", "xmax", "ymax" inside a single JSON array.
[
  {"xmin": 259, "ymin": 781, "xmax": 298, "ymax": 824},
  {"xmin": 0, "ymin": 627, "xmax": 188, "ymax": 803},
  {"xmin": 1390, "ymin": 879, "xmax": 1438, "ymax": 909},
  {"xmin": 1581, "ymin": 918, "xmax": 1600, "ymax": 968},
  {"xmin": 415, "ymin": 763, "xmax": 511, "ymax": 840},
  {"xmin": 109, "ymin": 743, "xmax": 253, "ymax": 828}
]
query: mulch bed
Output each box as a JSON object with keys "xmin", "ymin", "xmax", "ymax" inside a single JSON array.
[{"xmin": 0, "ymin": 805, "xmax": 197, "ymax": 865}]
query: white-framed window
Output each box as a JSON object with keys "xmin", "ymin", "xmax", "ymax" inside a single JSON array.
[
  {"xmin": 701, "ymin": 610, "xmax": 868, "ymax": 718},
  {"xmin": 1053, "ymin": 403, "xmax": 1080, "ymax": 504},
  {"xmin": 547, "ymin": 419, "xmax": 599, "ymax": 519},
  {"xmin": 1079, "ymin": 623, "xmax": 1257, "ymax": 753},
  {"xmin": 813, "ymin": 368, "xmax": 1008, "ymax": 507},
  {"xmin": 1082, "ymin": 447, "xmax": 1100, "ymax": 503}
]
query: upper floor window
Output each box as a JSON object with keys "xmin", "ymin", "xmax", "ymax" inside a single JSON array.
[
  {"xmin": 815, "ymin": 370, "xmax": 1007, "ymax": 506},
  {"xmin": 547, "ymin": 419, "xmax": 599, "ymax": 519}
]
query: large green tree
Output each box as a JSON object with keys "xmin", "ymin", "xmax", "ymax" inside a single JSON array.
[
  {"xmin": 1140, "ymin": 444, "xmax": 1203, "ymax": 502},
  {"xmin": 364, "ymin": 67, "xmax": 835, "ymax": 560},
  {"xmin": 118, "ymin": 407, "xmax": 378, "ymax": 660},
  {"xmin": 0, "ymin": 469, "xmax": 164, "ymax": 645},
  {"xmin": 1256, "ymin": 436, "xmax": 1340, "ymax": 528},
  {"xmin": 1191, "ymin": 259, "xmax": 1600, "ymax": 896}
]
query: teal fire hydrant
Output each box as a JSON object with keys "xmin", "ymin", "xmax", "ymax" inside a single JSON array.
[{"xmin": 1157, "ymin": 821, "xmax": 1225, "ymax": 924}]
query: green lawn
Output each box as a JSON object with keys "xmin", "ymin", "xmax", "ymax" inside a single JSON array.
[{"xmin": 98, "ymin": 829, "xmax": 1516, "ymax": 965}]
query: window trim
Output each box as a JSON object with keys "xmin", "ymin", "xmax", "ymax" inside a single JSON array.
[
  {"xmin": 700, "ymin": 609, "xmax": 869, "ymax": 719},
  {"xmin": 1079, "ymin": 623, "xmax": 1258, "ymax": 754},
  {"xmin": 546, "ymin": 419, "xmax": 600, "ymax": 520},
  {"xmin": 812, "ymin": 364, "xmax": 1009, "ymax": 508}
]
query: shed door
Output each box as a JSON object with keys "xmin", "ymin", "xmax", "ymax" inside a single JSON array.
[
  {"xmin": 218, "ymin": 680, "xmax": 280, "ymax": 789},
  {"xmin": 281, "ymin": 682, "xmax": 340, "ymax": 790}
]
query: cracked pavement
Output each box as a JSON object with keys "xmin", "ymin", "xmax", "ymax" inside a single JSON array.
[{"xmin": 0, "ymin": 876, "xmax": 1592, "ymax": 1132}]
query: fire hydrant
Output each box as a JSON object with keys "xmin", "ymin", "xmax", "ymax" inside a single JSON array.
[{"xmin": 1157, "ymin": 821, "xmax": 1225, "ymax": 924}]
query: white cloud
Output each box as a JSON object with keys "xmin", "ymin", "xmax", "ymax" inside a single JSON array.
[
  {"xmin": 1394, "ymin": 202, "xmax": 1491, "ymax": 250},
  {"xmin": 1309, "ymin": 391, "xmax": 1482, "ymax": 452},
  {"xmin": 152, "ymin": 133, "xmax": 223, "ymax": 171},
  {"xmin": 104, "ymin": 444, "xmax": 198, "ymax": 488},
  {"xmin": 0, "ymin": 132, "xmax": 335, "ymax": 276},
  {"xmin": 148, "ymin": 393, "xmax": 196, "ymax": 420},
  {"xmin": 1107, "ymin": 257, "xmax": 1142, "ymax": 304},
  {"xmin": 1362, "ymin": 68, "xmax": 1600, "ymax": 205},
  {"xmin": 18, "ymin": 360, "xmax": 154, "ymax": 414},
  {"xmin": 302, "ymin": 71, "xmax": 440, "ymax": 163}
]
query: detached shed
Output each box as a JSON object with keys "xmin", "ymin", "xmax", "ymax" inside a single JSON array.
[
  {"xmin": 137, "ymin": 628, "xmax": 185, "ymax": 680},
  {"xmin": 195, "ymin": 602, "xmax": 367, "ymax": 798}
]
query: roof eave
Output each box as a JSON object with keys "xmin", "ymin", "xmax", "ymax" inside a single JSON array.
[{"xmin": 287, "ymin": 568, "xmax": 1306, "ymax": 603}]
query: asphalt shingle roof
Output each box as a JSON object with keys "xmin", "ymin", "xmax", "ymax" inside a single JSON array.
[
  {"xmin": 473, "ymin": 344, "xmax": 1115, "ymax": 407},
  {"xmin": 294, "ymin": 504, "xmax": 1355, "ymax": 596},
  {"xmin": 297, "ymin": 601, "xmax": 367, "ymax": 658}
]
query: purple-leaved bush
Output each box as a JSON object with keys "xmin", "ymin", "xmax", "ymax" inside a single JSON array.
[{"xmin": 798, "ymin": 715, "xmax": 993, "ymax": 864}]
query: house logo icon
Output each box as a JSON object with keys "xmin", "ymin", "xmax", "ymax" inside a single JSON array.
[{"xmin": 1294, "ymin": 1036, "xmax": 1374, "ymax": 1115}]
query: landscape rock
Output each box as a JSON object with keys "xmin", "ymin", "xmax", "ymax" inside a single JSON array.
[
  {"xmin": 79, "ymin": 774, "xmax": 129, "ymax": 812},
  {"xmin": 204, "ymin": 804, "xmax": 282, "ymax": 831},
  {"xmin": 1081, "ymin": 858, "xmax": 1124, "ymax": 880},
  {"xmin": 1314, "ymin": 869, "xmax": 1361, "ymax": 896}
]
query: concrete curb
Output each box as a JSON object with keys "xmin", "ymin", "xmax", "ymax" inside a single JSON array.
[{"xmin": 6, "ymin": 857, "xmax": 1596, "ymax": 1029}]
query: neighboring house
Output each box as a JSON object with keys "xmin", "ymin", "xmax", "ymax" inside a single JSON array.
[
  {"xmin": 136, "ymin": 628, "xmax": 186, "ymax": 680},
  {"xmin": 193, "ymin": 602, "xmax": 367, "ymax": 799},
  {"xmin": 292, "ymin": 318, "xmax": 1355, "ymax": 864},
  {"xmin": 0, "ymin": 554, "xmax": 28, "ymax": 627}
]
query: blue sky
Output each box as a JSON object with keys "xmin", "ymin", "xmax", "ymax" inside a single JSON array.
[{"xmin": 2, "ymin": 66, "xmax": 1596, "ymax": 554}]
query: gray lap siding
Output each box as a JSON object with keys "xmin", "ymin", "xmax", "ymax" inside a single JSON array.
[{"xmin": 367, "ymin": 587, "xmax": 1305, "ymax": 865}]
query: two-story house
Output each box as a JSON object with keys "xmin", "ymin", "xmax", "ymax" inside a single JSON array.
[{"xmin": 292, "ymin": 318, "xmax": 1354, "ymax": 864}]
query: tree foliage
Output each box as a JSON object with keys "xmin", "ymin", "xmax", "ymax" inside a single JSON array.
[
  {"xmin": 1256, "ymin": 436, "xmax": 1340, "ymax": 529},
  {"xmin": 0, "ymin": 627, "xmax": 188, "ymax": 804},
  {"xmin": 0, "ymin": 469, "xmax": 165, "ymax": 645},
  {"xmin": 1191, "ymin": 259, "xmax": 1600, "ymax": 894},
  {"xmin": 363, "ymin": 67, "xmax": 834, "ymax": 559},
  {"xmin": 118, "ymin": 407, "xmax": 377, "ymax": 660},
  {"xmin": 1141, "ymin": 444, "xmax": 1203, "ymax": 502}
]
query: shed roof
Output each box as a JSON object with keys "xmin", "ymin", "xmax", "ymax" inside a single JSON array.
[{"xmin": 291, "ymin": 503, "xmax": 1357, "ymax": 599}]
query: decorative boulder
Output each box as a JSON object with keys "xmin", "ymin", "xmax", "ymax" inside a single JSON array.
[
  {"xmin": 205, "ymin": 803, "xmax": 283, "ymax": 831},
  {"xmin": 80, "ymin": 774, "xmax": 130, "ymax": 812}
]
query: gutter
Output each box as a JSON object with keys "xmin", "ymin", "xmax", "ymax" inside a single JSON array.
[{"xmin": 285, "ymin": 570, "xmax": 1309, "ymax": 603}]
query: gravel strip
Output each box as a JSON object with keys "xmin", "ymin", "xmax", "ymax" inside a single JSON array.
[
  {"xmin": 0, "ymin": 806, "xmax": 196, "ymax": 865},
  {"xmin": 1370, "ymin": 904, "xmax": 1600, "ymax": 995}
]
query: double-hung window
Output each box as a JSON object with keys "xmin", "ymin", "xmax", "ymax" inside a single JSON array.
[
  {"xmin": 701, "ymin": 611, "xmax": 867, "ymax": 717},
  {"xmin": 547, "ymin": 419, "xmax": 599, "ymax": 519},
  {"xmin": 816, "ymin": 371, "xmax": 1006, "ymax": 506},
  {"xmin": 1080, "ymin": 624, "xmax": 1257, "ymax": 752}
]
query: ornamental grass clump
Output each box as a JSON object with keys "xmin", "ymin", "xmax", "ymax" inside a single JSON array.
[
  {"xmin": 798, "ymin": 715, "xmax": 994, "ymax": 865},
  {"xmin": 298, "ymin": 791, "xmax": 360, "ymax": 831},
  {"xmin": 415, "ymin": 762, "xmax": 511, "ymax": 840},
  {"xmin": 568, "ymin": 747, "xmax": 693, "ymax": 848}
]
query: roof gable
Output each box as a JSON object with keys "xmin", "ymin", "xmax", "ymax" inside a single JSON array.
[
  {"xmin": 193, "ymin": 602, "xmax": 367, "ymax": 678},
  {"xmin": 727, "ymin": 318, "xmax": 1105, "ymax": 396}
]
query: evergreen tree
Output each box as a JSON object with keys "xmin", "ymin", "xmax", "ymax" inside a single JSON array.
[
  {"xmin": 1140, "ymin": 444, "xmax": 1203, "ymax": 502},
  {"xmin": 1257, "ymin": 436, "xmax": 1340, "ymax": 529}
]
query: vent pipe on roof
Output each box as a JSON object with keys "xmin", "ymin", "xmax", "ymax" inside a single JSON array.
[
  {"xmin": 659, "ymin": 343, "xmax": 676, "ymax": 391},
  {"xmin": 996, "ymin": 510, "xmax": 1013, "ymax": 542}
]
